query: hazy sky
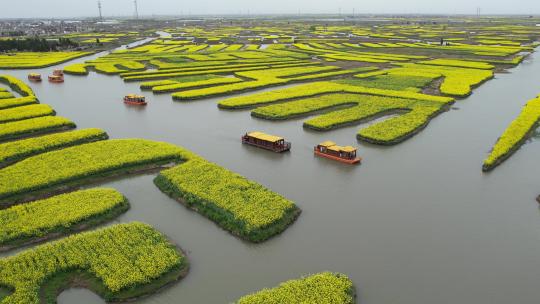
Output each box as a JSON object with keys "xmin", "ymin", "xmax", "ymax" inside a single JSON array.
[{"xmin": 1, "ymin": 0, "xmax": 539, "ymax": 18}]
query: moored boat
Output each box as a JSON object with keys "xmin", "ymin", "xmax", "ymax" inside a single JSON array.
[
  {"xmin": 28, "ymin": 73, "xmax": 42, "ymax": 82},
  {"xmin": 314, "ymin": 141, "xmax": 361, "ymax": 164},
  {"xmin": 53, "ymin": 69, "xmax": 64, "ymax": 77},
  {"xmin": 242, "ymin": 131, "xmax": 291, "ymax": 152},
  {"xmin": 124, "ymin": 94, "xmax": 147, "ymax": 105},
  {"xmin": 48, "ymin": 75, "xmax": 64, "ymax": 83}
]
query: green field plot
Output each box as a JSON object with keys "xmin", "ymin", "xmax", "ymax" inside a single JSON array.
[
  {"xmin": 0, "ymin": 222, "xmax": 187, "ymax": 303},
  {"xmin": 0, "ymin": 116, "xmax": 76, "ymax": 142},
  {"xmin": 483, "ymin": 95, "xmax": 540, "ymax": 171},
  {"xmin": 0, "ymin": 188, "xmax": 128, "ymax": 250},
  {"xmin": 0, "ymin": 139, "xmax": 185, "ymax": 203},
  {"xmin": 155, "ymin": 158, "xmax": 301, "ymax": 242},
  {"xmin": 0, "ymin": 52, "xmax": 91, "ymax": 69},
  {"xmin": 0, "ymin": 128, "xmax": 108, "ymax": 167},
  {"xmin": 235, "ymin": 272, "xmax": 355, "ymax": 304},
  {"xmin": 0, "ymin": 104, "xmax": 54, "ymax": 123}
]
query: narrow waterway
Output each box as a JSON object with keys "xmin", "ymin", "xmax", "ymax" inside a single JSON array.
[{"xmin": 1, "ymin": 48, "xmax": 540, "ymax": 304}]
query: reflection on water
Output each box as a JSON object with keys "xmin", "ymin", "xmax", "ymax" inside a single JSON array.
[
  {"xmin": 531, "ymin": 128, "xmax": 540, "ymax": 139},
  {"xmin": 0, "ymin": 47, "xmax": 540, "ymax": 304},
  {"xmin": 0, "ymin": 286, "xmax": 12, "ymax": 301},
  {"xmin": 57, "ymin": 288, "xmax": 105, "ymax": 304},
  {"xmin": 240, "ymin": 143, "xmax": 292, "ymax": 161}
]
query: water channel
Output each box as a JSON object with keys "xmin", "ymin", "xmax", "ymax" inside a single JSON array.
[{"xmin": 1, "ymin": 42, "xmax": 540, "ymax": 304}]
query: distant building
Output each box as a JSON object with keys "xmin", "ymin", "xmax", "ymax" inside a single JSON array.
[{"xmin": 97, "ymin": 20, "xmax": 120, "ymax": 25}]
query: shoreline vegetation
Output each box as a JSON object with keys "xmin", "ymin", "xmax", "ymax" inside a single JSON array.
[
  {"xmin": 0, "ymin": 139, "xmax": 185, "ymax": 206},
  {"xmin": 0, "ymin": 128, "xmax": 108, "ymax": 168},
  {"xmin": 0, "ymin": 75, "xmax": 39, "ymax": 110},
  {"xmin": 0, "ymin": 188, "xmax": 129, "ymax": 252},
  {"xmin": 154, "ymin": 158, "xmax": 301, "ymax": 243},
  {"xmin": 0, "ymin": 104, "xmax": 55, "ymax": 124},
  {"xmin": 0, "ymin": 52, "xmax": 93, "ymax": 69},
  {"xmin": 235, "ymin": 272, "xmax": 356, "ymax": 304},
  {"xmin": 483, "ymin": 95, "xmax": 540, "ymax": 171},
  {"xmin": 0, "ymin": 222, "xmax": 189, "ymax": 304},
  {"xmin": 0, "ymin": 116, "xmax": 76, "ymax": 142}
]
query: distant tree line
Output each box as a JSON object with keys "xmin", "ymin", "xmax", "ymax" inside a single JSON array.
[
  {"xmin": 0, "ymin": 37, "xmax": 79, "ymax": 52},
  {"xmin": 0, "ymin": 31, "xmax": 25, "ymax": 37}
]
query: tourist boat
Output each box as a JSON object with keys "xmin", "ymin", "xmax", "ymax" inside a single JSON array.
[
  {"xmin": 242, "ymin": 131, "xmax": 291, "ymax": 152},
  {"xmin": 28, "ymin": 73, "xmax": 42, "ymax": 82},
  {"xmin": 53, "ymin": 69, "xmax": 64, "ymax": 77},
  {"xmin": 314, "ymin": 141, "xmax": 361, "ymax": 164},
  {"xmin": 123, "ymin": 94, "xmax": 147, "ymax": 106},
  {"xmin": 48, "ymin": 75, "xmax": 64, "ymax": 83}
]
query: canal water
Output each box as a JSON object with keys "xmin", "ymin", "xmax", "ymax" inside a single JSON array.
[{"xmin": 1, "ymin": 46, "xmax": 540, "ymax": 304}]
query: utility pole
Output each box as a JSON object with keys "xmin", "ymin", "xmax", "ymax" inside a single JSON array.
[
  {"xmin": 134, "ymin": 0, "xmax": 139, "ymax": 19},
  {"xmin": 353, "ymin": 8, "xmax": 355, "ymax": 17},
  {"xmin": 97, "ymin": 0, "xmax": 103, "ymax": 21}
]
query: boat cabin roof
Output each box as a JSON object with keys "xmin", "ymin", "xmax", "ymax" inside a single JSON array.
[
  {"xmin": 29, "ymin": 73, "xmax": 41, "ymax": 76},
  {"xmin": 319, "ymin": 141, "xmax": 356, "ymax": 153},
  {"xmin": 319, "ymin": 141, "xmax": 336, "ymax": 147},
  {"xmin": 49, "ymin": 75, "xmax": 62, "ymax": 79},
  {"xmin": 126, "ymin": 94, "xmax": 145, "ymax": 98},
  {"xmin": 247, "ymin": 131, "xmax": 283, "ymax": 143},
  {"xmin": 328, "ymin": 145, "xmax": 356, "ymax": 153}
]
